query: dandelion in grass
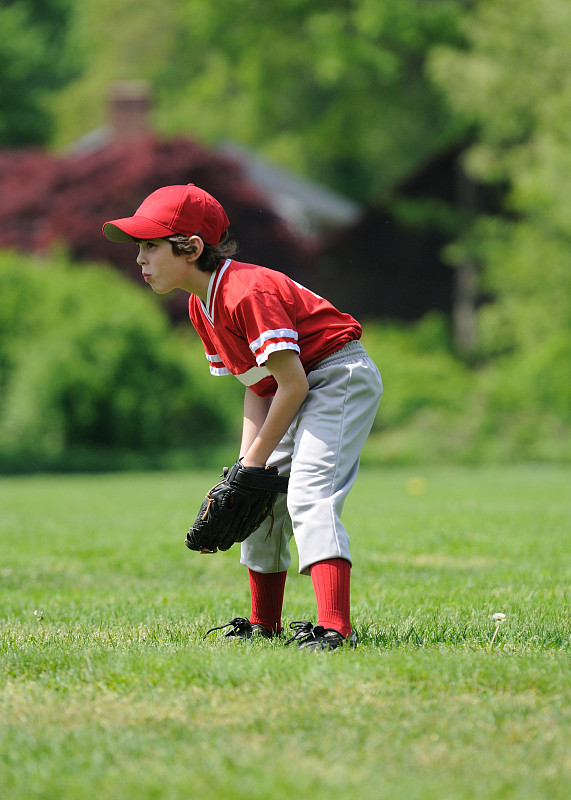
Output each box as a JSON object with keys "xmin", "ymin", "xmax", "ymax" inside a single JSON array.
[
  {"xmin": 490, "ymin": 612, "xmax": 506, "ymax": 651},
  {"xmin": 405, "ymin": 477, "xmax": 427, "ymax": 496}
]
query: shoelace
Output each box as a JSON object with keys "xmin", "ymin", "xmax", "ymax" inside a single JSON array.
[
  {"xmin": 284, "ymin": 620, "xmax": 323, "ymax": 645},
  {"xmin": 203, "ymin": 617, "xmax": 251, "ymax": 638}
]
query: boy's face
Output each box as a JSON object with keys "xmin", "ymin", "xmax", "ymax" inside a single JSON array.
[{"xmin": 136, "ymin": 238, "xmax": 191, "ymax": 294}]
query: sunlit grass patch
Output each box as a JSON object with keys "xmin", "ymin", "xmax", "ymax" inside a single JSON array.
[{"xmin": 1, "ymin": 465, "xmax": 570, "ymax": 799}]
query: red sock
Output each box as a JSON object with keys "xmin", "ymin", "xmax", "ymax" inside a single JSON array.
[
  {"xmin": 309, "ymin": 558, "xmax": 352, "ymax": 638},
  {"xmin": 248, "ymin": 569, "xmax": 287, "ymax": 634}
]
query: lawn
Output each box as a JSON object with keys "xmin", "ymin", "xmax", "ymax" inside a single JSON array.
[{"xmin": 1, "ymin": 465, "xmax": 569, "ymax": 799}]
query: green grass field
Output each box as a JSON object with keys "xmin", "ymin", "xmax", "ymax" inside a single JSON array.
[{"xmin": 1, "ymin": 465, "xmax": 569, "ymax": 799}]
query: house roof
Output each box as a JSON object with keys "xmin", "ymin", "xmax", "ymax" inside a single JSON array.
[
  {"xmin": 67, "ymin": 81, "xmax": 362, "ymax": 237},
  {"xmin": 218, "ymin": 141, "xmax": 362, "ymax": 236}
]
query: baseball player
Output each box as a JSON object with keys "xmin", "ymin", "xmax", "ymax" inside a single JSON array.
[{"xmin": 103, "ymin": 184, "xmax": 382, "ymax": 650}]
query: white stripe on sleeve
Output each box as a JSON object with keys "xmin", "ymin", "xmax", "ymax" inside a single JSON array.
[{"xmin": 249, "ymin": 328, "xmax": 298, "ymax": 355}]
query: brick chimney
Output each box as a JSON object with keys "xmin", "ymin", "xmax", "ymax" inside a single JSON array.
[{"xmin": 109, "ymin": 81, "xmax": 151, "ymax": 139}]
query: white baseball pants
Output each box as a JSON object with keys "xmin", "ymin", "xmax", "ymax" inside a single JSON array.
[{"xmin": 240, "ymin": 340, "xmax": 383, "ymax": 575}]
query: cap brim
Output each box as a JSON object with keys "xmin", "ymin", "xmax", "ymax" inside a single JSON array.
[{"xmin": 102, "ymin": 216, "xmax": 176, "ymax": 242}]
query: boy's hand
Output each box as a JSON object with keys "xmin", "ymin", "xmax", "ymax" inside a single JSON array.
[{"xmin": 185, "ymin": 460, "xmax": 288, "ymax": 553}]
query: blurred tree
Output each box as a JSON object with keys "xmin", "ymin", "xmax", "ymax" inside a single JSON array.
[
  {"xmin": 429, "ymin": 0, "xmax": 571, "ymax": 356},
  {"xmin": 0, "ymin": 0, "xmax": 77, "ymax": 146},
  {"xmin": 50, "ymin": 0, "xmax": 178, "ymax": 148},
  {"xmin": 51, "ymin": 0, "xmax": 470, "ymax": 203},
  {"xmin": 155, "ymin": 0, "xmax": 470, "ymax": 202},
  {"xmin": 0, "ymin": 134, "xmax": 310, "ymax": 321}
]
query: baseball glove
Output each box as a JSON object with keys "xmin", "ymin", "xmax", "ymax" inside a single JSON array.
[{"xmin": 185, "ymin": 460, "xmax": 289, "ymax": 554}]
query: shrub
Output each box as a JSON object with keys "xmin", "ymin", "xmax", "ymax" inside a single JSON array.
[
  {"xmin": 1, "ymin": 252, "xmax": 569, "ymax": 471},
  {"xmin": 362, "ymin": 313, "xmax": 472, "ymax": 429},
  {"xmin": 361, "ymin": 314, "xmax": 571, "ymax": 465},
  {"xmin": 0, "ymin": 252, "xmax": 242, "ymax": 470}
]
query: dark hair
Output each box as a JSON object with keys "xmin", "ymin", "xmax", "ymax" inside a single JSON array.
[{"xmin": 167, "ymin": 232, "xmax": 238, "ymax": 272}]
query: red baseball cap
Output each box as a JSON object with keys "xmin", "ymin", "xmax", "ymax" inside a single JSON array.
[{"xmin": 102, "ymin": 184, "xmax": 230, "ymax": 246}]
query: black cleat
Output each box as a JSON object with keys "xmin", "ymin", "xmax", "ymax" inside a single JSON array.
[
  {"xmin": 204, "ymin": 617, "xmax": 278, "ymax": 639},
  {"xmin": 284, "ymin": 620, "xmax": 357, "ymax": 651}
]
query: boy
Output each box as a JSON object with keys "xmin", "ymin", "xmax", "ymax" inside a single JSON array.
[{"xmin": 103, "ymin": 183, "xmax": 382, "ymax": 650}]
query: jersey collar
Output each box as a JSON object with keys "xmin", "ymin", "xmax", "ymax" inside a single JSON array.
[{"xmin": 201, "ymin": 259, "xmax": 231, "ymax": 325}]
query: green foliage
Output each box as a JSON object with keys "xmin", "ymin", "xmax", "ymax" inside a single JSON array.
[
  {"xmin": 0, "ymin": 252, "xmax": 242, "ymax": 471},
  {"xmin": 4, "ymin": 0, "xmax": 571, "ymax": 471},
  {"xmin": 1, "ymin": 249, "xmax": 569, "ymax": 472},
  {"xmin": 363, "ymin": 316, "xmax": 477, "ymax": 464},
  {"xmin": 430, "ymin": 0, "xmax": 571, "ymax": 356},
  {"xmin": 430, "ymin": 0, "xmax": 571, "ymax": 217},
  {"xmin": 363, "ymin": 314, "xmax": 471, "ymax": 429},
  {"xmin": 423, "ymin": 0, "xmax": 571, "ymax": 463},
  {"xmin": 363, "ymin": 314, "xmax": 571, "ymax": 465},
  {"xmin": 51, "ymin": 0, "xmax": 468, "ymax": 202},
  {"xmin": 154, "ymin": 0, "xmax": 468, "ymax": 200},
  {"xmin": 50, "ymin": 0, "xmax": 178, "ymax": 147},
  {"xmin": 0, "ymin": 0, "xmax": 77, "ymax": 146},
  {"xmin": 443, "ymin": 217, "xmax": 571, "ymax": 362}
]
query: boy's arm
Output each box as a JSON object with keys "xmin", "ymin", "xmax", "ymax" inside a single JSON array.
[
  {"xmin": 241, "ymin": 349, "xmax": 309, "ymax": 468},
  {"xmin": 240, "ymin": 389, "xmax": 272, "ymax": 459}
]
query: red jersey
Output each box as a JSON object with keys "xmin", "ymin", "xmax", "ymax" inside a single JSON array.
[{"xmin": 188, "ymin": 259, "xmax": 362, "ymax": 397}]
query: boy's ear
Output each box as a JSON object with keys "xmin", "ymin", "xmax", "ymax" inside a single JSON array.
[{"xmin": 186, "ymin": 235, "xmax": 205, "ymax": 261}]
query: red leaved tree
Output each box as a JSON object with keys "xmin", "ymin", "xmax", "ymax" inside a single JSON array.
[{"xmin": 0, "ymin": 133, "xmax": 310, "ymax": 319}]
